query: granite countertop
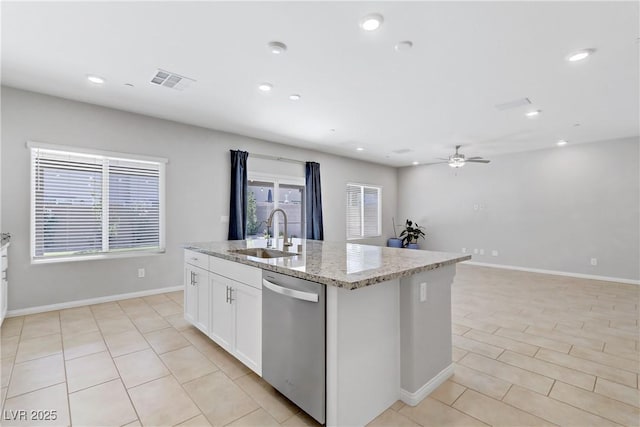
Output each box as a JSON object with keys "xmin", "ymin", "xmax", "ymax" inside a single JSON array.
[{"xmin": 184, "ymin": 239, "xmax": 471, "ymax": 290}]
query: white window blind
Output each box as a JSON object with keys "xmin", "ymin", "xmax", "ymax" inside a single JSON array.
[
  {"xmin": 346, "ymin": 184, "xmax": 381, "ymax": 239},
  {"xmin": 31, "ymin": 145, "xmax": 165, "ymax": 262}
]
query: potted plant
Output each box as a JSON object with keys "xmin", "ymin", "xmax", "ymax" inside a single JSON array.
[
  {"xmin": 399, "ymin": 219, "xmax": 426, "ymax": 249},
  {"xmin": 387, "ymin": 217, "xmax": 403, "ymax": 248}
]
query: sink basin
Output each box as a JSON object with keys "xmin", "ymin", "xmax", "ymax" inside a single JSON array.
[{"xmin": 228, "ymin": 248, "xmax": 299, "ymax": 259}]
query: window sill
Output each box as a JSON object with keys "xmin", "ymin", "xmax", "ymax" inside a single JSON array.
[{"xmin": 31, "ymin": 249, "xmax": 166, "ymax": 265}]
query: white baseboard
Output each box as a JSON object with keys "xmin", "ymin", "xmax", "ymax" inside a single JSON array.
[
  {"xmin": 400, "ymin": 363, "xmax": 454, "ymax": 406},
  {"xmin": 464, "ymin": 261, "xmax": 640, "ymax": 286},
  {"xmin": 6, "ymin": 285, "xmax": 183, "ymax": 317}
]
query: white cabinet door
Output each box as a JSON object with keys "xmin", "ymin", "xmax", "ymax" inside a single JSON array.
[
  {"xmin": 233, "ymin": 282, "xmax": 262, "ymax": 375},
  {"xmin": 193, "ymin": 265, "xmax": 209, "ymax": 334},
  {"xmin": 209, "ymin": 273, "xmax": 234, "ymax": 353},
  {"xmin": 184, "ymin": 265, "xmax": 198, "ymax": 325}
]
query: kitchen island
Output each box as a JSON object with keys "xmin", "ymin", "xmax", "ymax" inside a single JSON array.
[{"xmin": 183, "ymin": 239, "xmax": 470, "ymax": 426}]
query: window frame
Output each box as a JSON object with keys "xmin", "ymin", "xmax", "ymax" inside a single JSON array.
[
  {"xmin": 28, "ymin": 141, "xmax": 167, "ymax": 264},
  {"xmin": 346, "ymin": 182, "xmax": 382, "ymax": 240}
]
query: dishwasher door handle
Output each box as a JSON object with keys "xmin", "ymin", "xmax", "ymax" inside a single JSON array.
[{"xmin": 263, "ymin": 278, "xmax": 319, "ymax": 303}]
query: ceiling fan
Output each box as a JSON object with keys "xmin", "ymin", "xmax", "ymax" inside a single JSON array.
[{"xmin": 437, "ymin": 145, "xmax": 491, "ymax": 168}]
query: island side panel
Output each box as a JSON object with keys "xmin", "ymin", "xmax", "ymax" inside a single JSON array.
[
  {"xmin": 326, "ymin": 279, "xmax": 401, "ymax": 427},
  {"xmin": 399, "ymin": 264, "xmax": 455, "ymax": 404}
]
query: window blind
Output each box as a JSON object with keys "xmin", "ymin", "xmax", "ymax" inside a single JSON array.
[
  {"xmin": 346, "ymin": 184, "xmax": 381, "ymax": 239},
  {"xmin": 31, "ymin": 147, "xmax": 164, "ymax": 261}
]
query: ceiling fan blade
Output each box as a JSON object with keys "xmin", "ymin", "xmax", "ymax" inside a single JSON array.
[
  {"xmin": 436, "ymin": 157, "xmax": 450, "ymax": 161},
  {"xmin": 466, "ymin": 159, "xmax": 491, "ymax": 163},
  {"xmin": 466, "ymin": 156, "xmax": 484, "ymax": 160}
]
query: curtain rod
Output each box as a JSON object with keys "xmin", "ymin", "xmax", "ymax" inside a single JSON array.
[{"xmin": 250, "ymin": 153, "xmax": 306, "ymax": 165}]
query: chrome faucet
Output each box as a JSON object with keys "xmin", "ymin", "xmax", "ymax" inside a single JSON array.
[{"xmin": 266, "ymin": 208, "xmax": 292, "ymax": 247}]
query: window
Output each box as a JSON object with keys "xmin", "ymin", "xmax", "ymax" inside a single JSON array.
[
  {"xmin": 346, "ymin": 183, "xmax": 381, "ymax": 239},
  {"xmin": 247, "ymin": 174, "xmax": 304, "ymax": 241},
  {"xmin": 30, "ymin": 143, "xmax": 166, "ymax": 262}
]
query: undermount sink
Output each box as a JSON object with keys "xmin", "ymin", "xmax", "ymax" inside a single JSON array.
[{"xmin": 228, "ymin": 248, "xmax": 299, "ymax": 259}]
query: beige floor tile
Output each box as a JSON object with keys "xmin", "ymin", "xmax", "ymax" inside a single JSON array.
[
  {"xmin": 227, "ymin": 408, "xmax": 280, "ymax": 426},
  {"xmin": 7, "ymin": 354, "xmax": 65, "ymax": 398},
  {"xmin": 430, "ymin": 380, "xmax": 466, "ymax": 405},
  {"xmin": 59, "ymin": 306, "xmax": 93, "ymax": 322},
  {"xmin": 465, "ymin": 312, "xmax": 530, "ymax": 332},
  {"xmin": 143, "ymin": 294, "xmax": 171, "ymax": 305},
  {"xmin": 1, "ymin": 317, "xmax": 24, "ymax": 338},
  {"xmin": 526, "ymin": 326, "xmax": 605, "ymax": 351},
  {"xmin": 144, "ymin": 327, "xmax": 190, "ymax": 354},
  {"xmin": 1, "ymin": 335, "xmax": 19, "ymax": 359},
  {"xmin": 453, "ymin": 389, "xmax": 555, "ymax": 426},
  {"xmin": 536, "ymin": 348, "xmax": 637, "ymax": 387},
  {"xmin": 62, "ymin": 330, "xmax": 107, "ymax": 360},
  {"xmin": 21, "ymin": 313, "xmax": 60, "ymax": 339},
  {"xmin": 195, "ymin": 339, "xmax": 251, "ymax": 379},
  {"xmin": 131, "ymin": 313, "xmax": 171, "ymax": 333},
  {"xmin": 60, "ymin": 318, "xmax": 99, "ymax": 337},
  {"xmin": 122, "ymin": 420, "xmax": 142, "ymax": 427},
  {"xmin": 503, "ymin": 385, "xmax": 619, "ymax": 426},
  {"xmin": 390, "ymin": 400, "xmax": 405, "ymax": 411},
  {"xmin": 451, "ymin": 346, "xmax": 468, "ymax": 362},
  {"xmin": 69, "ymin": 379, "xmax": 137, "ymax": 426},
  {"xmin": 165, "ymin": 313, "xmax": 192, "ymax": 331},
  {"xmin": 450, "ymin": 363, "xmax": 511, "ymax": 400},
  {"xmin": 96, "ymin": 316, "xmax": 136, "ymax": 336},
  {"xmin": 2, "ymin": 383, "xmax": 69, "ymax": 426},
  {"xmin": 152, "ymin": 300, "xmax": 183, "ymax": 317},
  {"xmin": 15, "ymin": 333, "xmax": 62, "ymax": 363},
  {"xmin": 2, "ymin": 357, "xmax": 14, "ymax": 388},
  {"xmin": 176, "ymin": 414, "xmax": 211, "ymax": 426},
  {"xmin": 550, "ymin": 380, "xmax": 640, "ymax": 426},
  {"xmin": 495, "ymin": 327, "xmax": 572, "ymax": 353},
  {"xmin": 90, "ymin": 302, "xmax": 126, "ymax": 319},
  {"xmin": 159, "ymin": 345, "xmax": 218, "ymax": 383},
  {"xmin": 183, "ymin": 371, "xmax": 259, "ymax": 426},
  {"xmin": 103, "ymin": 329, "xmax": 149, "ymax": 357},
  {"xmin": 464, "ymin": 329, "xmax": 539, "ymax": 357},
  {"xmin": 595, "ymin": 377, "xmax": 640, "ymax": 408},
  {"xmin": 166, "ymin": 291, "xmax": 184, "ymax": 305},
  {"xmin": 128, "ymin": 375, "xmax": 200, "ymax": 426},
  {"xmin": 570, "ymin": 345, "xmax": 640, "ymax": 373},
  {"xmin": 451, "ymin": 315, "xmax": 499, "ymax": 334},
  {"xmin": 459, "ymin": 352, "xmax": 553, "ymax": 395},
  {"xmin": 281, "ymin": 411, "xmax": 320, "ymax": 426},
  {"xmin": 452, "ymin": 335, "xmax": 504, "ymax": 359},
  {"xmin": 451, "ymin": 323, "xmax": 471, "ymax": 335},
  {"xmin": 368, "ymin": 408, "xmax": 420, "ymax": 426},
  {"xmin": 65, "ymin": 351, "xmax": 119, "ymax": 392},
  {"xmin": 398, "ymin": 396, "xmax": 488, "ymax": 426},
  {"xmin": 118, "ymin": 297, "xmax": 152, "ymax": 313},
  {"xmin": 114, "ymin": 348, "xmax": 170, "ymax": 388},
  {"xmin": 235, "ymin": 372, "xmax": 300, "ymax": 422},
  {"xmin": 498, "ymin": 350, "xmax": 596, "ymax": 391}
]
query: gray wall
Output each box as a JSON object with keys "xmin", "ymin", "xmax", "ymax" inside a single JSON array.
[
  {"xmin": 398, "ymin": 137, "xmax": 640, "ymax": 281},
  {"xmin": 1, "ymin": 87, "xmax": 397, "ymax": 310}
]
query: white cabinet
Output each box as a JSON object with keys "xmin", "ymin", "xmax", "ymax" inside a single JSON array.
[
  {"xmin": 1, "ymin": 243, "xmax": 8, "ymax": 326},
  {"xmin": 184, "ymin": 250, "xmax": 262, "ymax": 375}
]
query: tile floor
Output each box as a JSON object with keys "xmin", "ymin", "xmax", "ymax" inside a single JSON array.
[{"xmin": 1, "ymin": 264, "xmax": 638, "ymax": 426}]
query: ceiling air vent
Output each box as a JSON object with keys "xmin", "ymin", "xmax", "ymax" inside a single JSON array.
[
  {"xmin": 150, "ymin": 69, "xmax": 195, "ymax": 91},
  {"xmin": 494, "ymin": 97, "xmax": 531, "ymax": 111}
]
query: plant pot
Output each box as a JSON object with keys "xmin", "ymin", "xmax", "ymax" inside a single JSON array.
[
  {"xmin": 407, "ymin": 243, "xmax": 419, "ymax": 249},
  {"xmin": 387, "ymin": 238, "xmax": 402, "ymax": 248}
]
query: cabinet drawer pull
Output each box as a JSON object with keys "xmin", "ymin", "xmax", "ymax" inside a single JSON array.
[
  {"xmin": 228, "ymin": 287, "xmax": 234, "ymax": 304},
  {"xmin": 190, "ymin": 257, "xmax": 198, "ymax": 261}
]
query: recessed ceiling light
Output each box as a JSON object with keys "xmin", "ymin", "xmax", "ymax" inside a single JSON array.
[
  {"xmin": 289, "ymin": 94, "xmax": 301, "ymax": 101},
  {"xmin": 87, "ymin": 75, "xmax": 105, "ymax": 84},
  {"xmin": 525, "ymin": 110, "xmax": 541, "ymax": 117},
  {"xmin": 258, "ymin": 83, "xmax": 273, "ymax": 92},
  {"xmin": 267, "ymin": 41, "xmax": 287, "ymax": 54},
  {"xmin": 412, "ymin": 161, "xmax": 419, "ymax": 165},
  {"xmin": 395, "ymin": 41, "xmax": 413, "ymax": 51},
  {"xmin": 360, "ymin": 14, "xmax": 383, "ymax": 31},
  {"xmin": 556, "ymin": 139, "xmax": 568, "ymax": 146},
  {"xmin": 566, "ymin": 48, "xmax": 595, "ymax": 62},
  {"xmin": 329, "ymin": 129, "xmax": 336, "ymax": 132},
  {"xmin": 356, "ymin": 147, "xmax": 364, "ymax": 151}
]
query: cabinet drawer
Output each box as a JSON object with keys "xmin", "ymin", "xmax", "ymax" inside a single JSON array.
[
  {"xmin": 184, "ymin": 250, "xmax": 209, "ymax": 270},
  {"xmin": 210, "ymin": 256, "xmax": 262, "ymax": 289}
]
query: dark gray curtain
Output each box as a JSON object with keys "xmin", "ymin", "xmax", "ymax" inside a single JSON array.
[
  {"xmin": 305, "ymin": 162, "xmax": 324, "ymax": 240},
  {"xmin": 228, "ymin": 150, "xmax": 249, "ymax": 240}
]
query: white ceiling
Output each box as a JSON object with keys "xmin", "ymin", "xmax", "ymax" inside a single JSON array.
[{"xmin": 2, "ymin": 1, "xmax": 638, "ymax": 166}]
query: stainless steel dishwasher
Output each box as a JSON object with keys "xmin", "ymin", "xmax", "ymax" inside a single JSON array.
[{"xmin": 262, "ymin": 270, "xmax": 325, "ymax": 425}]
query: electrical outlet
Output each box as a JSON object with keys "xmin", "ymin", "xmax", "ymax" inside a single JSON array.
[
  {"xmin": 479, "ymin": 249, "xmax": 485, "ymax": 255},
  {"xmin": 491, "ymin": 250, "xmax": 499, "ymax": 257},
  {"xmin": 590, "ymin": 258, "xmax": 598, "ymax": 266},
  {"xmin": 138, "ymin": 268, "xmax": 145, "ymax": 278},
  {"xmin": 419, "ymin": 282, "xmax": 427, "ymax": 302},
  {"xmin": 473, "ymin": 248, "xmax": 478, "ymax": 254}
]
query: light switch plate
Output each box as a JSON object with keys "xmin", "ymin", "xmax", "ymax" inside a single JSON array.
[{"xmin": 419, "ymin": 282, "xmax": 427, "ymax": 302}]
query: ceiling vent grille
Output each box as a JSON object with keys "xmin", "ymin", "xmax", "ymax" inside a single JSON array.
[
  {"xmin": 150, "ymin": 69, "xmax": 195, "ymax": 91},
  {"xmin": 495, "ymin": 97, "xmax": 531, "ymax": 111}
]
